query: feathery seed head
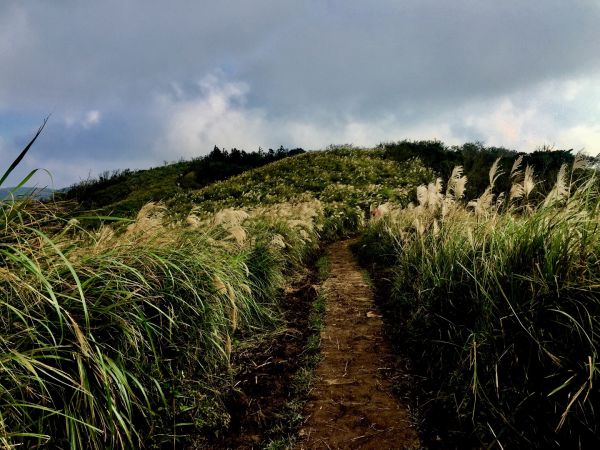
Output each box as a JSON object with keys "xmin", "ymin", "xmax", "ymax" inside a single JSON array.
[
  {"xmin": 489, "ymin": 157, "xmax": 503, "ymax": 188},
  {"xmin": 226, "ymin": 225, "xmax": 247, "ymax": 245},
  {"xmin": 510, "ymin": 155, "xmax": 524, "ymax": 179},
  {"xmin": 523, "ymin": 165, "xmax": 536, "ymax": 198}
]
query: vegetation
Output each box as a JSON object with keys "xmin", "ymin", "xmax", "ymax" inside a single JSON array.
[
  {"xmin": 0, "ymin": 195, "xmax": 333, "ymax": 448},
  {"xmin": 5, "ymin": 126, "xmax": 599, "ymax": 448},
  {"xmin": 61, "ymin": 146, "xmax": 303, "ymax": 216},
  {"xmin": 1, "ymin": 126, "xmax": 327, "ymax": 448},
  {"xmin": 186, "ymin": 147, "xmax": 432, "ymax": 211},
  {"xmin": 358, "ymin": 156, "xmax": 600, "ymax": 447},
  {"xmin": 381, "ymin": 139, "xmax": 598, "ymax": 199},
  {"xmin": 179, "ymin": 145, "xmax": 304, "ymax": 189},
  {"xmin": 176, "ymin": 147, "xmax": 434, "ymax": 241}
]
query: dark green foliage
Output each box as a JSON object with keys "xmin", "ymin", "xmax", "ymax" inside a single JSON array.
[
  {"xmin": 61, "ymin": 146, "xmax": 304, "ymax": 216},
  {"xmin": 180, "ymin": 146, "xmax": 304, "ymax": 189},
  {"xmin": 381, "ymin": 140, "xmax": 594, "ymax": 199}
]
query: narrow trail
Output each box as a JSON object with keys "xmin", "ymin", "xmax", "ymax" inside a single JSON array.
[{"xmin": 296, "ymin": 240, "xmax": 420, "ymax": 449}]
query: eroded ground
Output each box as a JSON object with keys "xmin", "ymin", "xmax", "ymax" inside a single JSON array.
[{"xmin": 297, "ymin": 240, "xmax": 420, "ymax": 450}]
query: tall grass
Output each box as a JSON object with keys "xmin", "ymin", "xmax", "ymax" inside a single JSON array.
[
  {"xmin": 359, "ymin": 157, "xmax": 600, "ymax": 447},
  {"xmin": 1, "ymin": 129, "xmax": 325, "ymax": 449}
]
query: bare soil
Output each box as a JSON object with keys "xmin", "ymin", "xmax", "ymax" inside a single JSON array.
[
  {"xmin": 207, "ymin": 267, "xmax": 318, "ymax": 449},
  {"xmin": 296, "ymin": 240, "xmax": 420, "ymax": 449}
]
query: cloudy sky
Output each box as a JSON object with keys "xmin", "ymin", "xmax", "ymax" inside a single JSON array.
[{"xmin": 1, "ymin": 0, "xmax": 600, "ymax": 188}]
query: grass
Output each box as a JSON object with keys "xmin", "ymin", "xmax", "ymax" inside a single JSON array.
[
  {"xmin": 61, "ymin": 147, "xmax": 303, "ymax": 216},
  {"xmin": 0, "ymin": 126, "xmax": 336, "ymax": 448},
  {"xmin": 177, "ymin": 147, "xmax": 433, "ymax": 215},
  {"xmin": 5, "ymin": 133, "xmax": 435, "ymax": 448},
  {"xmin": 8, "ymin": 125, "xmax": 595, "ymax": 448},
  {"xmin": 315, "ymin": 255, "xmax": 330, "ymax": 281},
  {"xmin": 0, "ymin": 188, "xmax": 326, "ymax": 448},
  {"xmin": 357, "ymin": 156, "xmax": 600, "ymax": 447}
]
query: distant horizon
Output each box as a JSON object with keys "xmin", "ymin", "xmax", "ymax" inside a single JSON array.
[{"xmin": 1, "ymin": 136, "xmax": 586, "ymax": 191}]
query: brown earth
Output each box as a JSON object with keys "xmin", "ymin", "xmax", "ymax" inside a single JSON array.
[
  {"xmin": 296, "ymin": 240, "xmax": 420, "ymax": 450},
  {"xmin": 207, "ymin": 267, "xmax": 319, "ymax": 449}
]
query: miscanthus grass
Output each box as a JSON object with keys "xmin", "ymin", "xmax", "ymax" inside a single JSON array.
[
  {"xmin": 1, "ymin": 189, "xmax": 322, "ymax": 447},
  {"xmin": 360, "ymin": 155, "xmax": 600, "ymax": 448}
]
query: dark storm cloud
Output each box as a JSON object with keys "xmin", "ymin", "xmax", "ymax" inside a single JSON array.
[{"xmin": 1, "ymin": 0, "xmax": 600, "ymax": 186}]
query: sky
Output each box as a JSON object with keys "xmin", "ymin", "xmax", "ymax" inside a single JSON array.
[{"xmin": 1, "ymin": 0, "xmax": 600, "ymax": 188}]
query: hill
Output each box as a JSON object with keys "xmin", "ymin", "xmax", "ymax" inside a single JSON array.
[
  {"xmin": 60, "ymin": 140, "xmax": 593, "ymax": 219},
  {"xmin": 4, "ymin": 134, "xmax": 600, "ymax": 449},
  {"xmin": 180, "ymin": 147, "xmax": 433, "ymax": 213},
  {"xmin": 61, "ymin": 146, "xmax": 303, "ymax": 215},
  {"xmin": 0, "ymin": 186, "xmax": 54, "ymax": 200}
]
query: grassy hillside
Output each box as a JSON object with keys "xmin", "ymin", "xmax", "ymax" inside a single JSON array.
[
  {"xmin": 4, "ymin": 133, "xmax": 599, "ymax": 448},
  {"xmin": 174, "ymin": 147, "xmax": 433, "ymax": 239},
  {"xmin": 61, "ymin": 140, "xmax": 590, "ymax": 219},
  {"xmin": 62, "ymin": 161, "xmax": 188, "ymax": 215},
  {"xmin": 61, "ymin": 146, "xmax": 303, "ymax": 216},
  {"xmin": 179, "ymin": 147, "xmax": 432, "ymax": 211}
]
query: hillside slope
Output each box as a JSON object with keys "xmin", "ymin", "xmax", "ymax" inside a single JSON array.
[
  {"xmin": 179, "ymin": 148, "xmax": 433, "ymax": 214},
  {"xmin": 61, "ymin": 147, "xmax": 303, "ymax": 215}
]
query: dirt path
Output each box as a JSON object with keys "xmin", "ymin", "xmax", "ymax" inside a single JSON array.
[{"xmin": 296, "ymin": 240, "xmax": 420, "ymax": 450}]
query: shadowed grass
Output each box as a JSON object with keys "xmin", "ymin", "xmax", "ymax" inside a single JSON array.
[{"xmin": 358, "ymin": 158, "xmax": 600, "ymax": 448}]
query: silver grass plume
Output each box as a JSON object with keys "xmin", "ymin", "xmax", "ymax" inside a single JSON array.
[
  {"xmin": 543, "ymin": 164, "xmax": 569, "ymax": 207},
  {"xmin": 573, "ymin": 153, "xmax": 588, "ymax": 171},
  {"xmin": 416, "ymin": 185, "xmax": 428, "ymax": 208},
  {"xmin": 446, "ymin": 165, "xmax": 467, "ymax": 200},
  {"xmin": 510, "ymin": 155, "xmax": 524, "ymax": 179},
  {"xmin": 523, "ymin": 165, "xmax": 536, "ymax": 199},
  {"xmin": 488, "ymin": 157, "xmax": 503, "ymax": 189}
]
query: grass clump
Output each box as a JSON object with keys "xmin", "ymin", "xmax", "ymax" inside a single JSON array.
[
  {"xmin": 358, "ymin": 156, "xmax": 600, "ymax": 448},
  {"xmin": 0, "ymin": 193, "xmax": 324, "ymax": 448}
]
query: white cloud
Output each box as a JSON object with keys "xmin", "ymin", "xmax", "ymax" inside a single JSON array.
[
  {"xmin": 158, "ymin": 77, "xmax": 270, "ymax": 156},
  {"xmin": 158, "ymin": 74, "xmax": 600, "ymax": 159},
  {"xmin": 64, "ymin": 110, "xmax": 102, "ymax": 129},
  {"xmin": 2, "ymin": 1, "xmax": 600, "ymax": 188},
  {"xmin": 558, "ymin": 125, "xmax": 600, "ymax": 153},
  {"xmin": 448, "ymin": 76, "xmax": 600, "ymax": 153},
  {"xmin": 157, "ymin": 75, "xmax": 461, "ymax": 155},
  {"xmin": 83, "ymin": 110, "xmax": 101, "ymax": 127}
]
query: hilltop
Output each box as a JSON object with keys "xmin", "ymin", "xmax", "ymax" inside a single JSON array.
[
  {"xmin": 179, "ymin": 147, "xmax": 433, "ymax": 213},
  {"xmin": 60, "ymin": 145, "xmax": 303, "ymax": 215},
  {"xmin": 60, "ymin": 140, "xmax": 590, "ymax": 219}
]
